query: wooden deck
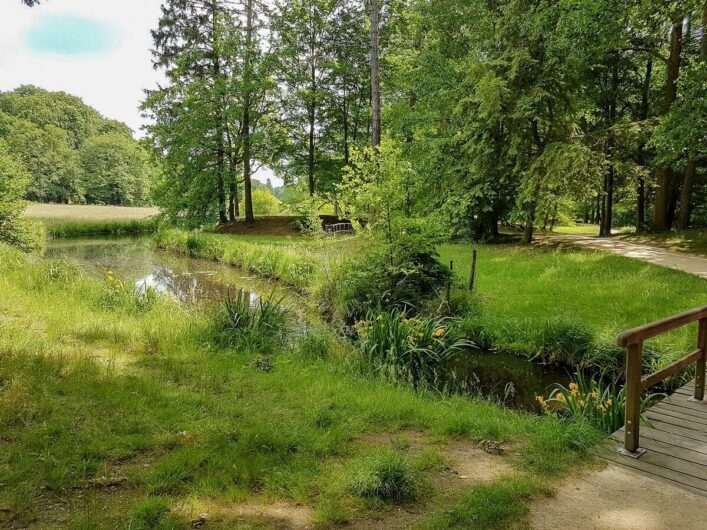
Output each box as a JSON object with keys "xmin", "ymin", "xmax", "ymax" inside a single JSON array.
[{"xmin": 603, "ymin": 378, "xmax": 707, "ymax": 497}]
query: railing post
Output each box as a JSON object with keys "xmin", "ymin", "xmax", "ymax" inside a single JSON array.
[
  {"xmin": 695, "ymin": 318, "xmax": 707, "ymax": 402},
  {"xmin": 623, "ymin": 341, "xmax": 644, "ymax": 456}
]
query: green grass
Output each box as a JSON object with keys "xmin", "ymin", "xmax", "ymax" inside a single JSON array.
[
  {"xmin": 43, "ymin": 218, "xmax": 161, "ymax": 237},
  {"xmin": 0, "ymin": 242, "xmax": 598, "ymax": 528},
  {"xmin": 620, "ymin": 228, "xmax": 707, "ymax": 257},
  {"xmin": 440, "ymin": 243, "xmax": 707, "ymax": 372}
]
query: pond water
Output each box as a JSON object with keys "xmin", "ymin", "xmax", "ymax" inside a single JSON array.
[
  {"xmin": 44, "ymin": 236, "xmax": 294, "ymax": 308},
  {"xmin": 45, "ymin": 236, "xmax": 569, "ymax": 412},
  {"xmin": 446, "ymin": 350, "xmax": 571, "ymax": 411}
]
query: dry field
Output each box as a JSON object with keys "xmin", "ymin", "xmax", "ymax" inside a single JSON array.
[{"xmin": 25, "ymin": 203, "xmax": 159, "ymax": 222}]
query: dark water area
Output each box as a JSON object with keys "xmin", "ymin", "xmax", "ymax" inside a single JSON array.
[
  {"xmin": 446, "ymin": 350, "xmax": 571, "ymax": 412},
  {"xmin": 45, "ymin": 236, "xmax": 569, "ymax": 412},
  {"xmin": 44, "ymin": 236, "xmax": 291, "ymax": 307}
]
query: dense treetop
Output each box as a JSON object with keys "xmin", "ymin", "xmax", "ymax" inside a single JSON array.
[{"xmin": 0, "ymin": 86, "xmax": 153, "ymax": 206}]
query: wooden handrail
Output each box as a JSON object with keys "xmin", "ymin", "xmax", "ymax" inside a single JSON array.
[
  {"xmin": 617, "ymin": 306, "xmax": 707, "ymax": 457},
  {"xmin": 617, "ymin": 306, "xmax": 707, "ymax": 346}
]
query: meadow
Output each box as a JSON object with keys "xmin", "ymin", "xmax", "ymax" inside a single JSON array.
[
  {"xmin": 0, "ymin": 241, "xmax": 598, "ymax": 529},
  {"xmin": 158, "ymin": 230, "xmax": 707, "ymax": 374},
  {"xmin": 24, "ymin": 204, "xmax": 160, "ymax": 237}
]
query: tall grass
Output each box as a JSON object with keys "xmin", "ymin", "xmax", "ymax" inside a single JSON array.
[
  {"xmin": 0, "ymin": 240, "xmax": 602, "ymax": 528},
  {"xmin": 45, "ymin": 218, "xmax": 160, "ymax": 238},
  {"xmin": 157, "ymin": 229, "xmax": 322, "ymax": 291}
]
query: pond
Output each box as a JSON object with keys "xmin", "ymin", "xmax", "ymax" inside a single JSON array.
[
  {"xmin": 44, "ymin": 236, "xmax": 296, "ymax": 308},
  {"xmin": 45, "ymin": 236, "xmax": 570, "ymax": 412}
]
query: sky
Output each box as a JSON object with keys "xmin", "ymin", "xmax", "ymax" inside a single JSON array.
[{"xmin": 0, "ymin": 0, "xmax": 280, "ymax": 185}]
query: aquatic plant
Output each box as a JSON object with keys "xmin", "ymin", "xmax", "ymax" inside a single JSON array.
[
  {"xmin": 538, "ymin": 371, "xmax": 660, "ymax": 433},
  {"xmin": 356, "ymin": 308, "xmax": 474, "ymax": 387},
  {"xmin": 216, "ymin": 288, "xmax": 289, "ymax": 350}
]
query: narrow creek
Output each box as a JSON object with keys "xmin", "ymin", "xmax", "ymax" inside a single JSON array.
[{"xmin": 45, "ymin": 236, "xmax": 570, "ymax": 411}]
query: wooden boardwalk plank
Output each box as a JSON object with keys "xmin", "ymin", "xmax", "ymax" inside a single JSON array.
[{"xmin": 606, "ymin": 376, "xmax": 707, "ymax": 497}]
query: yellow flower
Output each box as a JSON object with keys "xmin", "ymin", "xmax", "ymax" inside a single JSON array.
[
  {"xmin": 597, "ymin": 404, "xmax": 605, "ymax": 412},
  {"xmin": 569, "ymin": 383, "xmax": 579, "ymax": 391},
  {"xmin": 570, "ymin": 388, "xmax": 580, "ymax": 397},
  {"xmin": 591, "ymin": 390, "xmax": 599, "ymax": 399},
  {"xmin": 535, "ymin": 395, "xmax": 545, "ymax": 404},
  {"xmin": 432, "ymin": 328, "xmax": 446, "ymax": 338},
  {"xmin": 606, "ymin": 399, "xmax": 613, "ymax": 406},
  {"xmin": 407, "ymin": 335, "xmax": 415, "ymax": 345},
  {"xmin": 579, "ymin": 400, "xmax": 586, "ymax": 407},
  {"xmin": 556, "ymin": 393, "xmax": 565, "ymax": 401}
]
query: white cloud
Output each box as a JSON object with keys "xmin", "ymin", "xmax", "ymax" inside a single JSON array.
[
  {"xmin": 0, "ymin": 0, "xmax": 284, "ymax": 186},
  {"xmin": 0, "ymin": 0, "xmax": 164, "ymax": 135}
]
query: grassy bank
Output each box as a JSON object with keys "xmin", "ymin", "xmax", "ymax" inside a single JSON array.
[
  {"xmin": 156, "ymin": 229, "xmax": 706, "ymax": 374},
  {"xmin": 25, "ymin": 204, "xmax": 161, "ymax": 237},
  {"xmin": 440, "ymin": 244, "xmax": 706, "ymax": 372},
  {"xmin": 0, "ymin": 242, "xmax": 598, "ymax": 529}
]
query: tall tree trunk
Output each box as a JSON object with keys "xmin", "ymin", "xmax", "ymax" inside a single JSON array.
[
  {"xmin": 228, "ymin": 154, "xmax": 237, "ymax": 221},
  {"xmin": 653, "ymin": 18, "xmax": 683, "ymax": 231},
  {"xmin": 308, "ymin": 105, "xmax": 315, "ymax": 196},
  {"xmin": 370, "ymin": 0, "xmax": 381, "ymax": 150},
  {"xmin": 677, "ymin": 161, "xmax": 697, "ymax": 228},
  {"xmin": 243, "ymin": 0, "xmax": 255, "ymax": 224},
  {"xmin": 307, "ymin": 20, "xmax": 316, "ymax": 197},
  {"xmin": 636, "ymin": 58, "xmax": 652, "ymax": 232},
  {"xmin": 211, "ymin": 0, "xmax": 228, "ymax": 225},
  {"xmin": 676, "ymin": 2, "xmax": 706, "ymax": 229},
  {"xmin": 601, "ymin": 63, "xmax": 618, "ymax": 236}
]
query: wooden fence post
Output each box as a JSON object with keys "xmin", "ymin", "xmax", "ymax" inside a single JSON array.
[
  {"xmin": 623, "ymin": 341, "xmax": 644, "ymax": 456},
  {"xmin": 695, "ymin": 318, "xmax": 707, "ymax": 402},
  {"xmin": 468, "ymin": 249, "xmax": 477, "ymax": 291}
]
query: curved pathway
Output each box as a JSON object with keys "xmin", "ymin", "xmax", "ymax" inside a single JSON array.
[
  {"xmin": 530, "ymin": 233, "xmax": 707, "ymax": 528},
  {"xmin": 539, "ymin": 234, "xmax": 707, "ymax": 279}
]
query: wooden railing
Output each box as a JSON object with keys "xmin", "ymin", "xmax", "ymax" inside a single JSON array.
[
  {"xmin": 325, "ymin": 223, "xmax": 354, "ymax": 235},
  {"xmin": 616, "ymin": 305, "xmax": 707, "ymax": 457}
]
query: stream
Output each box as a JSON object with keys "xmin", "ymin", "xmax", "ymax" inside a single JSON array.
[{"xmin": 45, "ymin": 236, "xmax": 570, "ymax": 411}]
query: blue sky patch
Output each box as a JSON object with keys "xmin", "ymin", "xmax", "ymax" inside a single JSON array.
[{"xmin": 26, "ymin": 15, "xmax": 118, "ymax": 56}]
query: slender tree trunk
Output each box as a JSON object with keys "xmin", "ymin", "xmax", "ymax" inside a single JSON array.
[
  {"xmin": 210, "ymin": 0, "xmax": 228, "ymax": 224},
  {"xmin": 228, "ymin": 154, "xmax": 237, "ymax": 221},
  {"xmin": 307, "ymin": 21, "xmax": 316, "ymax": 197},
  {"xmin": 369, "ymin": 0, "xmax": 381, "ymax": 150},
  {"xmin": 654, "ymin": 18, "xmax": 683, "ymax": 231},
  {"xmin": 243, "ymin": 0, "xmax": 255, "ymax": 224},
  {"xmin": 636, "ymin": 58, "xmax": 652, "ymax": 232},
  {"xmin": 308, "ymin": 105, "xmax": 315, "ymax": 196}
]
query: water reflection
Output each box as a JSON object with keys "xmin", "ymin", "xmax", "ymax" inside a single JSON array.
[{"xmin": 45, "ymin": 236, "xmax": 274, "ymax": 306}]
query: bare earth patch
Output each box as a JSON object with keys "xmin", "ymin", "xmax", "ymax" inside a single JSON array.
[{"xmin": 529, "ymin": 464, "xmax": 707, "ymax": 530}]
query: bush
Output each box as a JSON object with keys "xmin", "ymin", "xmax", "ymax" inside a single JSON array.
[
  {"xmin": 349, "ymin": 450, "xmax": 421, "ymax": 502},
  {"xmin": 355, "ymin": 308, "xmax": 473, "ymax": 386},
  {"xmin": 0, "ymin": 142, "xmax": 45, "ymax": 251},
  {"xmin": 100, "ymin": 270, "xmax": 159, "ymax": 313}
]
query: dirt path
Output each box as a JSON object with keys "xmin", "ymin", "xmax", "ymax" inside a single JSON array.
[
  {"xmin": 539, "ymin": 234, "xmax": 707, "ymax": 279},
  {"xmin": 530, "ymin": 464, "xmax": 707, "ymax": 529}
]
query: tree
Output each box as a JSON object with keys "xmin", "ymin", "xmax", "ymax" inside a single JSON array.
[
  {"xmin": 369, "ymin": 0, "xmax": 381, "ymax": 150},
  {"xmin": 80, "ymin": 134, "xmax": 151, "ymax": 206}
]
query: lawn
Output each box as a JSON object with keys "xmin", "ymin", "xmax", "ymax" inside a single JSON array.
[
  {"xmin": 0, "ymin": 241, "xmax": 595, "ymax": 529},
  {"xmin": 439, "ymin": 244, "xmax": 707, "ymax": 371},
  {"xmin": 24, "ymin": 203, "xmax": 160, "ymax": 237},
  {"xmin": 157, "ymin": 230, "xmax": 707, "ymax": 372},
  {"xmin": 619, "ymin": 228, "xmax": 707, "ymax": 257}
]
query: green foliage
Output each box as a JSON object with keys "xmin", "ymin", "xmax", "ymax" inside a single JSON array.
[
  {"xmin": 355, "ymin": 308, "xmax": 472, "ymax": 386},
  {"xmin": 0, "ymin": 86, "xmax": 153, "ymax": 206},
  {"xmin": 0, "ymin": 141, "xmax": 44, "ymax": 251},
  {"xmin": 539, "ymin": 372, "xmax": 659, "ymax": 434},
  {"xmin": 349, "ymin": 450, "xmax": 421, "ymax": 503},
  {"xmin": 128, "ymin": 497, "xmax": 172, "ymax": 530},
  {"xmin": 215, "ymin": 288, "xmax": 289, "ymax": 351}
]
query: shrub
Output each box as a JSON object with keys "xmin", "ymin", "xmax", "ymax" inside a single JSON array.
[
  {"xmin": 349, "ymin": 450, "xmax": 421, "ymax": 502},
  {"xmin": 356, "ymin": 308, "xmax": 473, "ymax": 386}
]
